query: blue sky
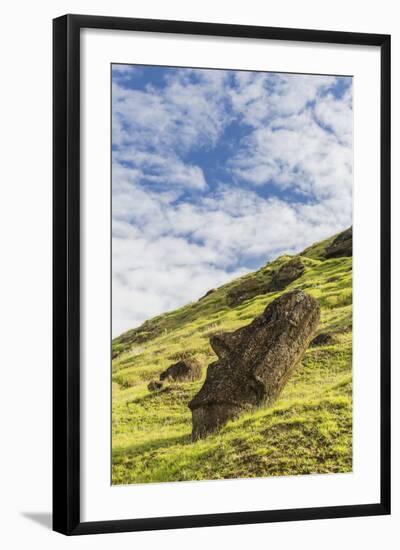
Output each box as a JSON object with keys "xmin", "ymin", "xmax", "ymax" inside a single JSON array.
[{"xmin": 112, "ymin": 64, "xmax": 352, "ymax": 336}]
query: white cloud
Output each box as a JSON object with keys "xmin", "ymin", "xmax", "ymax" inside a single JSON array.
[
  {"xmin": 314, "ymin": 85, "xmax": 353, "ymax": 146},
  {"xmin": 114, "ymin": 150, "xmax": 207, "ymax": 191},
  {"xmin": 112, "ymin": 68, "xmax": 230, "ymax": 152},
  {"xmin": 230, "ymin": 72, "xmax": 337, "ymax": 127},
  {"xmin": 231, "ymin": 107, "xmax": 352, "ymax": 202}
]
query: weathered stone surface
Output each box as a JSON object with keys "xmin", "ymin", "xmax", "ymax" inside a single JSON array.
[
  {"xmin": 189, "ymin": 290, "xmax": 320, "ymax": 440},
  {"xmin": 148, "ymin": 380, "xmax": 163, "ymax": 392},
  {"xmin": 267, "ymin": 257, "xmax": 305, "ymax": 292},
  {"xmin": 160, "ymin": 359, "xmax": 202, "ymax": 382},
  {"xmin": 325, "ymin": 227, "xmax": 352, "ymax": 258},
  {"xmin": 310, "ymin": 332, "xmax": 335, "ymax": 347}
]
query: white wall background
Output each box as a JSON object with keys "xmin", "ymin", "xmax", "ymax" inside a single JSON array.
[{"xmin": 0, "ymin": 0, "xmax": 398, "ymax": 548}]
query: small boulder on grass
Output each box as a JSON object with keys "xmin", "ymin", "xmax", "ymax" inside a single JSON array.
[
  {"xmin": 147, "ymin": 380, "xmax": 163, "ymax": 392},
  {"xmin": 310, "ymin": 333, "xmax": 335, "ymax": 347},
  {"xmin": 159, "ymin": 358, "xmax": 202, "ymax": 382}
]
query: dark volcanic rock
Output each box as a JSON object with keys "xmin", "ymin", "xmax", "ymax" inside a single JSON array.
[
  {"xmin": 160, "ymin": 359, "xmax": 202, "ymax": 382},
  {"xmin": 199, "ymin": 288, "xmax": 216, "ymax": 300},
  {"xmin": 189, "ymin": 290, "xmax": 320, "ymax": 440},
  {"xmin": 148, "ymin": 380, "xmax": 163, "ymax": 392},
  {"xmin": 226, "ymin": 272, "xmax": 272, "ymax": 308},
  {"xmin": 310, "ymin": 332, "xmax": 335, "ymax": 347},
  {"xmin": 325, "ymin": 227, "xmax": 352, "ymax": 258},
  {"xmin": 267, "ymin": 257, "xmax": 305, "ymax": 292},
  {"xmin": 226, "ymin": 257, "xmax": 304, "ymax": 308}
]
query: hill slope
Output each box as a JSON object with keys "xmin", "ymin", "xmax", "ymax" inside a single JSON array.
[{"xmin": 112, "ymin": 230, "xmax": 352, "ymax": 484}]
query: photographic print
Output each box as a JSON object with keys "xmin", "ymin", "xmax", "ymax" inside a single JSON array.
[{"xmin": 111, "ymin": 64, "xmax": 353, "ymax": 485}]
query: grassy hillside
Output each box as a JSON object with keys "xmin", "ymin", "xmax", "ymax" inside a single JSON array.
[{"xmin": 112, "ymin": 231, "xmax": 352, "ymax": 485}]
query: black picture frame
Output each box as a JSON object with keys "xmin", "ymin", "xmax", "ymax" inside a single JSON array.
[{"xmin": 53, "ymin": 14, "xmax": 391, "ymax": 536}]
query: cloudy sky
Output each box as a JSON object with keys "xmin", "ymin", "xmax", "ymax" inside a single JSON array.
[{"xmin": 112, "ymin": 65, "xmax": 352, "ymax": 337}]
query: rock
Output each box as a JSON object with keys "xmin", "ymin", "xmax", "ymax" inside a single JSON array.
[
  {"xmin": 199, "ymin": 288, "xmax": 216, "ymax": 300},
  {"xmin": 327, "ymin": 276, "xmax": 338, "ymax": 283},
  {"xmin": 148, "ymin": 380, "xmax": 163, "ymax": 392},
  {"xmin": 226, "ymin": 273, "xmax": 272, "ymax": 308},
  {"xmin": 159, "ymin": 359, "xmax": 202, "ymax": 382},
  {"xmin": 325, "ymin": 227, "xmax": 352, "ymax": 258},
  {"xmin": 310, "ymin": 333, "xmax": 335, "ymax": 347},
  {"xmin": 189, "ymin": 290, "xmax": 320, "ymax": 440},
  {"xmin": 267, "ymin": 257, "xmax": 305, "ymax": 292}
]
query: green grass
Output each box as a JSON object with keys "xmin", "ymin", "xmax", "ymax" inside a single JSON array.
[{"xmin": 112, "ymin": 237, "xmax": 352, "ymax": 485}]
